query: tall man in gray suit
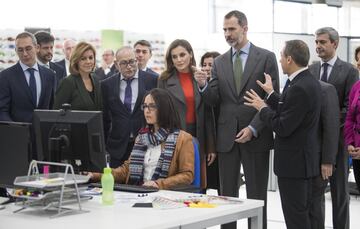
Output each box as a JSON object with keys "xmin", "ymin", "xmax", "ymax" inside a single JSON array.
[
  {"xmin": 309, "ymin": 27, "xmax": 359, "ymax": 229},
  {"xmin": 195, "ymin": 10, "xmax": 279, "ymax": 229}
]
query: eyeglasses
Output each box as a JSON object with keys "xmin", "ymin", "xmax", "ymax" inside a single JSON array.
[
  {"xmin": 118, "ymin": 59, "xmax": 137, "ymax": 67},
  {"xmin": 141, "ymin": 103, "xmax": 158, "ymax": 111},
  {"xmin": 16, "ymin": 46, "xmax": 34, "ymax": 54}
]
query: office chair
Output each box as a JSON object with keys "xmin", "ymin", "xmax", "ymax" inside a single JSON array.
[
  {"xmin": 168, "ymin": 137, "xmax": 201, "ymax": 193},
  {"xmin": 192, "ymin": 137, "xmax": 201, "ymax": 188}
]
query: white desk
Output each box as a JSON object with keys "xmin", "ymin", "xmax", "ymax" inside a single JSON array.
[{"xmin": 0, "ymin": 190, "xmax": 263, "ymax": 229}]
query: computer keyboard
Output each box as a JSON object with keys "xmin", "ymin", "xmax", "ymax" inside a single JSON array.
[{"xmin": 90, "ymin": 183, "xmax": 159, "ymax": 193}]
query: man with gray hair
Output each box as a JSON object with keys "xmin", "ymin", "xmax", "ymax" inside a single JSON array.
[
  {"xmin": 56, "ymin": 38, "xmax": 76, "ymax": 76},
  {"xmin": 309, "ymin": 27, "xmax": 359, "ymax": 229},
  {"xmin": 101, "ymin": 46, "xmax": 157, "ymax": 167}
]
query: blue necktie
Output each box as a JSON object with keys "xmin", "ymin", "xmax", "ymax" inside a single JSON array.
[
  {"xmin": 27, "ymin": 68, "xmax": 37, "ymax": 106},
  {"xmin": 321, "ymin": 63, "xmax": 329, "ymax": 82},
  {"xmin": 284, "ymin": 79, "xmax": 290, "ymax": 90},
  {"xmin": 124, "ymin": 78, "xmax": 134, "ymax": 112}
]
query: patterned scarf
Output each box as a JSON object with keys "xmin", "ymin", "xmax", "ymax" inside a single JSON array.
[{"xmin": 128, "ymin": 127, "xmax": 179, "ymax": 185}]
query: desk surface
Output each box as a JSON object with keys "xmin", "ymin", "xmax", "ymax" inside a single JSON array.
[{"xmin": 0, "ymin": 190, "xmax": 263, "ymax": 229}]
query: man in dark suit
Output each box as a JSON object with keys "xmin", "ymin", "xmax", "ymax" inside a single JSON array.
[
  {"xmin": 311, "ymin": 81, "xmax": 340, "ymax": 229},
  {"xmin": 195, "ymin": 10, "xmax": 279, "ymax": 229},
  {"xmin": 244, "ymin": 39, "xmax": 321, "ymax": 229},
  {"xmin": 134, "ymin": 40, "xmax": 159, "ymax": 77},
  {"xmin": 94, "ymin": 49, "xmax": 117, "ymax": 81},
  {"xmin": 34, "ymin": 31, "xmax": 66, "ymax": 90},
  {"xmin": 55, "ymin": 39, "xmax": 76, "ymax": 76},
  {"xmin": 0, "ymin": 32, "xmax": 55, "ymax": 159},
  {"xmin": 101, "ymin": 46, "xmax": 157, "ymax": 168},
  {"xmin": 309, "ymin": 27, "xmax": 359, "ymax": 229}
]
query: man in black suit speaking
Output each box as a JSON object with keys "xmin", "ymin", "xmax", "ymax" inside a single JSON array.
[{"xmin": 244, "ymin": 40, "xmax": 321, "ymax": 229}]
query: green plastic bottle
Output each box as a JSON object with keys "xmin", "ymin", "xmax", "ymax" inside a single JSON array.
[{"xmin": 101, "ymin": 167, "xmax": 114, "ymax": 205}]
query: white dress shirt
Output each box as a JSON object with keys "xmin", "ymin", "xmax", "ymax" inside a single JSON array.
[{"xmin": 143, "ymin": 145, "xmax": 162, "ymax": 181}]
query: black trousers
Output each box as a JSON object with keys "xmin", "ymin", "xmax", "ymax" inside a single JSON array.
[
  {"xmin": 310, "ymin": 175, "xmax": 328, "ymax": 229},
  {"xmin": 353, "ymin": 159, "xmax": 360, "ymax": 192},
  {"xmin": 329, "ymin": 139, "xmax": 349, "ymax": 229},
  {"xmin": 278, "ymin": 177, "xmax": 313, "ymax": 229}
]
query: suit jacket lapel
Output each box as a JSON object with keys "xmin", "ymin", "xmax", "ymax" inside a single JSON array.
[
  {"xmin": 313, "ymin": 63, "xmax": 321, "ymax": 80},
  {"xmin": 134, "ymin": 72, "xmax": 145, "ymax": 113},
  {"xmin": 113, "ymin": 73, "xmax": 131, "ymax": 114},
  {"xmin": 222, "ymin": 49, "xmax": 238, "ymax": 97},
  {"xmin": 38, "ymin": 66, "xmax": 47, "ymax": 107},
  {"xmin": 74, "ymin": 75, "xmax": 94, "ymax": 108},
  {"xmin": 328, "ymin": 58, "xmax": 341, "ymax": 84},
  {"xmin": 167, "ymin": 73, "xmax": 186, "ymax": 105},
  {"xmin": 91, "ymin": 73, "xmax": 101, "ymax": 108},
  {"xmin": 239, "ymin": 44, "xmax": 258, "ymax": 94}
]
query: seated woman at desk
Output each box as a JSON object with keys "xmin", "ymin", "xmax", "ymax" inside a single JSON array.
[{"xmin": 90, "ymin": 88, "xmax": 194, "ymax": 189}]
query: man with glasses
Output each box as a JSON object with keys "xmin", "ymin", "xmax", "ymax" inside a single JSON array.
[
  {"xmin": 0, "ymin": 31, "xmax": 55, "ymax": 159},
  {"xmin": 134, "ymin": 40, "xmax": 159, "ymax": 77},
  {"xmin": 101, "ymin": 46, "xmax": 157, "ymax": 167},
  {"xmin": 95, "ymin": 49, "xmax": 117, "ymax": 81}
]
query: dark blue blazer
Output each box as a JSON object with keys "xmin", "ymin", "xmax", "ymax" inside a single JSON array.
[
  {"xmin": 101, "ymin": 70, "xmax": 157, "ymax": 160},
  {"xmin": 55, "ymin": 59, "xmax": 67, "ymax": 76},
  {"xmin": 146, "ymin": 67, "xmax": 159, "ymax": 77},
  {"xmin": 0, "ymin": 62, "xmax": 55, "ymax": 123},
  {"xmin": 49, "ymin": 61, "xmax": 66, "ymax": 90}
]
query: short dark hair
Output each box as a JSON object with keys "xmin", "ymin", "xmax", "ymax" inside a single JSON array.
[
  {"xmin": 134, "ymin": 40, "xmax": 152, "ymax": 54},
  {"xmin": 143, "ymin": 88, "xmax": 181, "ymax": 132},
  {"xmin": 224, "ymin": 10, "xmax": 247, "ymax": 27},
  {"xmin": 200, "ymin": 51, "xmax": 220, "ymax": 67},
  {"xmin": 15, "ymin": 32, "xmax": 37, "ymax": 46},
  {"xmin": 355, "ymin": 46, "xmax": 360, "ymax": 61},
  {"xmin": 160, "ymin": 39, "xmax": 196, "ymax": 80},
  {"xmin": 34, "ymin": 31, "xmax": 55, "ymax": 45},
  {"xmin": 283, "ymin": 40, "xmax": 310, "ymax": 67}
]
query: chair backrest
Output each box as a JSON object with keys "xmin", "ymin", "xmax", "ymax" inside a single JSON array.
[{"xmin": 192, "ymin": 137, "xmax": 200, "ymax": 188}]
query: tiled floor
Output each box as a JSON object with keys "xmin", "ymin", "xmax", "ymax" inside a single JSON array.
[{"xmin": 207, "ymin": 183, "xmax": 360, "ymax": 229}]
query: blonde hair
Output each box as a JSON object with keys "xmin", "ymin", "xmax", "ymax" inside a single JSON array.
[{"xmin": 69, "ymin": 41, "xmax": 96, "ymax": 75}]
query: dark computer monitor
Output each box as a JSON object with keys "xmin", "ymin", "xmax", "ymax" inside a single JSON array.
[
  {"xmin": 0, "ymin": 121, "xmax": 30, "ymax": 188},
  {"xmin": 33, "ymin": 109, "xmax": 106, "ymax": 173}
]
